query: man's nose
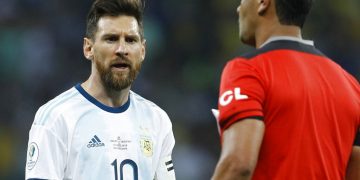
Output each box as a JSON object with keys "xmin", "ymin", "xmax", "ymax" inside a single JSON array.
[{"xmin": 115, "ymin": 40, "xmax": 129, "ymax": 56}]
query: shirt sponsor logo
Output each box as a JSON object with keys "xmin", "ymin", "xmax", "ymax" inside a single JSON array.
[
  {"xmin": 219, "ymin": 87, "xmax": 248, "ymax": 106},
  {"xmin": 87, "ymin": 135, "xmax": 105, "ymax": 148},
  {"xmin": 27, "ymin": 142, "xmax": 39, "ymax": 170}
]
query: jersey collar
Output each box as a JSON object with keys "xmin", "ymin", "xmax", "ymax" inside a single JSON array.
[
  {"xmin": 260, "ymin": 36, "xmax": 314, "ymax": 48},
  {"xmin": 75, "ymin": 83, "xmax": 130, "ymax": 113}
]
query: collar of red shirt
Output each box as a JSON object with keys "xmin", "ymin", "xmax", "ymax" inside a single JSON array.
[{"xmin": 260, "ymin": 36, "xmax": 314, "ymax": 48}]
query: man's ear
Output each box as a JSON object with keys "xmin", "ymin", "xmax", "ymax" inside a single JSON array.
[
  {"xmin": 258, "ymin": 0, "xmax": 271, "ymax": 16},
  {"xmin": 141, "ymin": 39, "xmax": 146, "ymax": 62},
  {"xmin": 83, "ymin": 37, "xmax": 94, "ymax": 60}
]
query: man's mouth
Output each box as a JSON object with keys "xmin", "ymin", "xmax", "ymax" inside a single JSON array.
[{"xmin": 111, "ymin": 62, "xmax": 131, "ymax": 70}]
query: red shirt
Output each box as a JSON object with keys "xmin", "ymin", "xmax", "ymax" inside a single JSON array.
[{"xmin": 217, "ymin": 40, "xmax": 360, "ymax": 180}]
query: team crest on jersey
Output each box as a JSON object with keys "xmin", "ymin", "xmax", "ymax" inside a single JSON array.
[
  {"xmin": 140, "ymin": 136, "xmax": 153, "ymax": 157},
  {"xmin": 27, "ymin": 142, "xmax": 39, "ymax": 170},
  {"xmin": 138, "ymin": 126, "xmax": 153, "ymax": 157}
]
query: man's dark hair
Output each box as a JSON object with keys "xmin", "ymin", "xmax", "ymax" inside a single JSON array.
[
  {"xmin": 275, "ymin": 0, "xmax": 312, "ymax": 28},
  {"xmin": 86, "ymin": 0, "xmax": 144, "ymax": 40}
]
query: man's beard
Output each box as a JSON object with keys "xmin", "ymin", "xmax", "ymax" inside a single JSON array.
[{"xmin": 96, "ymin": 59, "xmax": 142, "ymax": 91}]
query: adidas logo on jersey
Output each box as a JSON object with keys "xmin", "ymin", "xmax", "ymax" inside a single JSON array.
[{"xmin": 87, "ymin": 135, "xmax": 105, "ymax": 148}]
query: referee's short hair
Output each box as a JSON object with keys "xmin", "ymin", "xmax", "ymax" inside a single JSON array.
[{"xmin": 275, "ymin": 0, "xmax": 312, "ymax": 28}]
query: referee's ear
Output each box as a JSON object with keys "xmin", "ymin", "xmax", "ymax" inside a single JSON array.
[
  {"xmin": 83, "ymin": 37, "xmax": 94, "ymax": 61},
  {"xmin": 258, "ymin": 0, "xmax": 271, "ymax": 16}
]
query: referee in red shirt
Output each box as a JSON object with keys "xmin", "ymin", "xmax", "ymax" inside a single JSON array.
[{"xmin": 211, "ymin": 0, "xmax": 360, "ymax": 179}]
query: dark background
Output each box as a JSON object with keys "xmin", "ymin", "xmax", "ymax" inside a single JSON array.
[{"xmin": 0, "ymin": 0, "xmax": 359, "ymax": 179}]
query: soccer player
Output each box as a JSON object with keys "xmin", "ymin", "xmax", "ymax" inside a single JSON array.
[
  {"xmin": 211, "ymin": 0, "xmax": 360, "ymax": 179},
  {"xmin": 25, "ymin": 0, "xmax": 176, "ymax": 179}
]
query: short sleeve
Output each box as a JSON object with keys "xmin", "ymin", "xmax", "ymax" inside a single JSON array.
[
  {"xmin": 218, "ymin": 58, "xmax": 265, "ymax": 134},
  {"xmin": 154, "ymin": 129, "xmax": 176, "ymax": 180},
  {"xmin": 25, "ymin": 112, "xmax": 67, "ymax": 179}
]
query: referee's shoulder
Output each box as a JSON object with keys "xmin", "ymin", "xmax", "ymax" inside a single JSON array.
[
  {"xmin": 226, "ymin": 47, "xmax": 267, "ymax": 65},
  {"xmin": 224, "ymin": 53, "xmax": 259, "ymax": 71},
  {"xmin": 239, "ymin": 45, "xmax": 271, "ymax": 60},
  {"xmin": 225, "ymin": 42, "xmax": 281, "ymax": 70}
]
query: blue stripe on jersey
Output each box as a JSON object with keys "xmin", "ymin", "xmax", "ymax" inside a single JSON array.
[{"xmin": 75, "ymin": 83, "xmax": 130, "ymax": 113}]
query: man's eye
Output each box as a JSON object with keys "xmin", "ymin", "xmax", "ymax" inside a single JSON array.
[
  {"xmin": 106, "ymin": 36, "xmax": 118, "ymax": 42},
  {"xmin": 126, "ymin": 37, "xmax": 137, "ymax": 43}
]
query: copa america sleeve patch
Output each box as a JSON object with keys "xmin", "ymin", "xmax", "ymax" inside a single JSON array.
[{"xmin": 26, "ymin": 142, "xmax": 39, "ymax": 170}]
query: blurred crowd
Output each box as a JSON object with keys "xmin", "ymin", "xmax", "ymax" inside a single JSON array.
[{"xmin": 0, "ymin": 0, "xmax": 359, "ymax": 179}]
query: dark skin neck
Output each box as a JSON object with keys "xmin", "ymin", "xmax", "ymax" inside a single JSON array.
[
  {"xmin": 252, "ymin": 0, "xmax": 302, "ymax": 48},
  {"xmin": 254, "ymin": 17, "xmax": 302, "ymax": 48}
]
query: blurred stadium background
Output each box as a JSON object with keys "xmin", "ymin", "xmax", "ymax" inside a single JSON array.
[{"xmin": 0, "ymin": 0, "xmax": 359, "ymax": 179}]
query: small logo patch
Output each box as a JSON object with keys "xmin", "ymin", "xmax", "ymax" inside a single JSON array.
[
  {"xmin": 140, "ymin": 137, "xmax": 153, "ymax": 157},
  {"xmin": 219, "ymin": 87, "xmax": 248, "ymax": 106},
  {"xmin": 111, "ymin": 136, "xmax": 131, "ymax": 150},
  {"xmin": 87, "ymin": 135, "xmax": 105, "ymax": 148},
  {"xmin": 27, "ymin": 142, "xmax": 39, "ymax": 170},
  {"xmin": 139, "ymin": 126, "xmax": 153, "ymax": 157}
]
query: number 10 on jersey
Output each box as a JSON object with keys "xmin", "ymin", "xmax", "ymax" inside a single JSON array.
[{"xmin": 111, "ymin": 159, "xmax": 138, "ymax": 180}]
